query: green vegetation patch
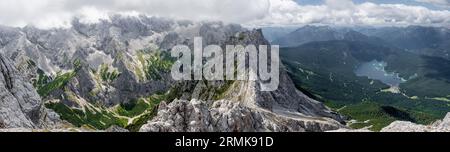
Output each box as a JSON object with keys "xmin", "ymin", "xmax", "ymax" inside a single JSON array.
[
  {"xmin": 145, "ymin": 52, "xmax": 174, "ymax": 80},
  {"xmin": 37, "ymin": 71, "xmax": 77, "ymax": 97},
  {"xmin": 119, "ymin": 93, "xmax": 168, "ymax": 131},
  {"xmin": 33, "ymin": 69, "xmax": 52, "ymax": 89},
  {"xmin": 116, "ymin": 99, "xmax": 151, "ymax": 117},
  {"xmin": 47, "ymin": 91, "xmax": 170, "ymax": 131},
  {"xmin": 336, "ymin": 101, "xmax": 439, "ymax": 131},
  {"xmin": 99, "ymin": 64, "xmax": 120, "ymax": 83},
  {"xmin": 213, "ymin": 81, "xmax": 235, "ymax": 100},
  {"xmin": 136, "ymin": 50, "xmax": 174, "ymax": 81},
  {"xmin": 125, "ymin": 108, "xmax": 158, "ymax": 132},
  {"xmin": 36, "ymin": 59, "xmax": 81, "ymax": 98},
  {"xmin": 116, "ymin": 93, "xmax": 167, "ymax": 117},
  {"xmin": 45, "ymin": 102, "xmax": 128, "ymax": 130}
]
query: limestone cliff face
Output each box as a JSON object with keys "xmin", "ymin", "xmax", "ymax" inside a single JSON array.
[
  {"xmin": 0, "ymin": 54, "xmax": 60, "ymax": 129},
  {"xmin": 380, "ymin": 113, "xmax": 450, "ymax": 132},
  {"xmin": 140, "ymin": 99, "xmax": 344, "ymax": 132}
]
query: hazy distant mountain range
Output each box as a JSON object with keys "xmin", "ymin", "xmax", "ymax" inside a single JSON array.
[{"xmin": 268, "ymin": 25, "xmax": 450, "ymax": 59}]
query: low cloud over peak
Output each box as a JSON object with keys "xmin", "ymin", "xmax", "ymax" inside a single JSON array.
[{"xmin": 0, "ymin": 0, "xmax": 449, "ymax": 29}]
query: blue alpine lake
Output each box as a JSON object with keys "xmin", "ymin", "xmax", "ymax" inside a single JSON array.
[{"xmin": 355, "ymin": 60, "xmax": 406, "ymax": 87}]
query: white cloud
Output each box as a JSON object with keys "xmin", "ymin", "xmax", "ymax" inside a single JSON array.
[
  {"xmin": 416, "ymin": 0, "xmax": 450, "ymax": 5},
  {"xmin": 0, "ymin": 0, "xmax": 449, "ymax": 29},
  {"xmin": 0, "ymin": 0, "xmax": 270, "ymax": 29},
  {"xmin": 248, "ymin": 0, "xmax": 450, "ymax": 27},
  {"xmin": 0, "ymin": 0, "xmax": 72, "ymax": 28}
]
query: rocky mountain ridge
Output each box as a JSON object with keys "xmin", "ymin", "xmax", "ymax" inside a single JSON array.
[
  {"xmin": 140, "ymin": 99, "xmax": 344, "ymax": 132},
  {"xmin": 0, "ymin": 15, "xmax": 346, "ymax": 132}
]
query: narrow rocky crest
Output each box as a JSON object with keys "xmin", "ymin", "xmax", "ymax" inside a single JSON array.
[{"xmin": 140, "ymin": 99, "xmax": 344, "ymax": 132}]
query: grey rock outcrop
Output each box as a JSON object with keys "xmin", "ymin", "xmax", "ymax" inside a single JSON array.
[
  {"xmin": 105, "ymin": 125, "xmax": 130, "ymax": 132},
  {"xmin": 380, "ymin": 113, "xmax": 450, "ymax": 132},
  {"xmin": 140, "ymin": 99, "xmax": 345, "ymax": 132},
  {"xmin": 0, "ymin": 54, "xmax": 60, "ymax": 129}
]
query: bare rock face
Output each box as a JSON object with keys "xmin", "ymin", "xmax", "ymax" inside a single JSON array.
[
  {"xmin": 0, "ymin": 54, "xmax": 60, "ymax": 129},
  {"xmin": 140, "ymin": 99, "xmax": 345, "ymax": 132},
  {"xmin": 380, "ymin": 121, "xmax": 430, "ymax": 132},
  {"xmin": 436, "ymin": 113, "xmax": 450, "ymax": 130},
  {"xmin": 105, "ymin": 125, "xmax": 130, "ymax": 132},
  {"xmin": 380, "ymin": 113, "xmax": 450, "ymax": 132}
]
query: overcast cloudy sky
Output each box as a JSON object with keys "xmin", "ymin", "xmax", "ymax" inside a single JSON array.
[{"xmin": 0, "ymin": 0, "xmax": 449, "ymax": 28}]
